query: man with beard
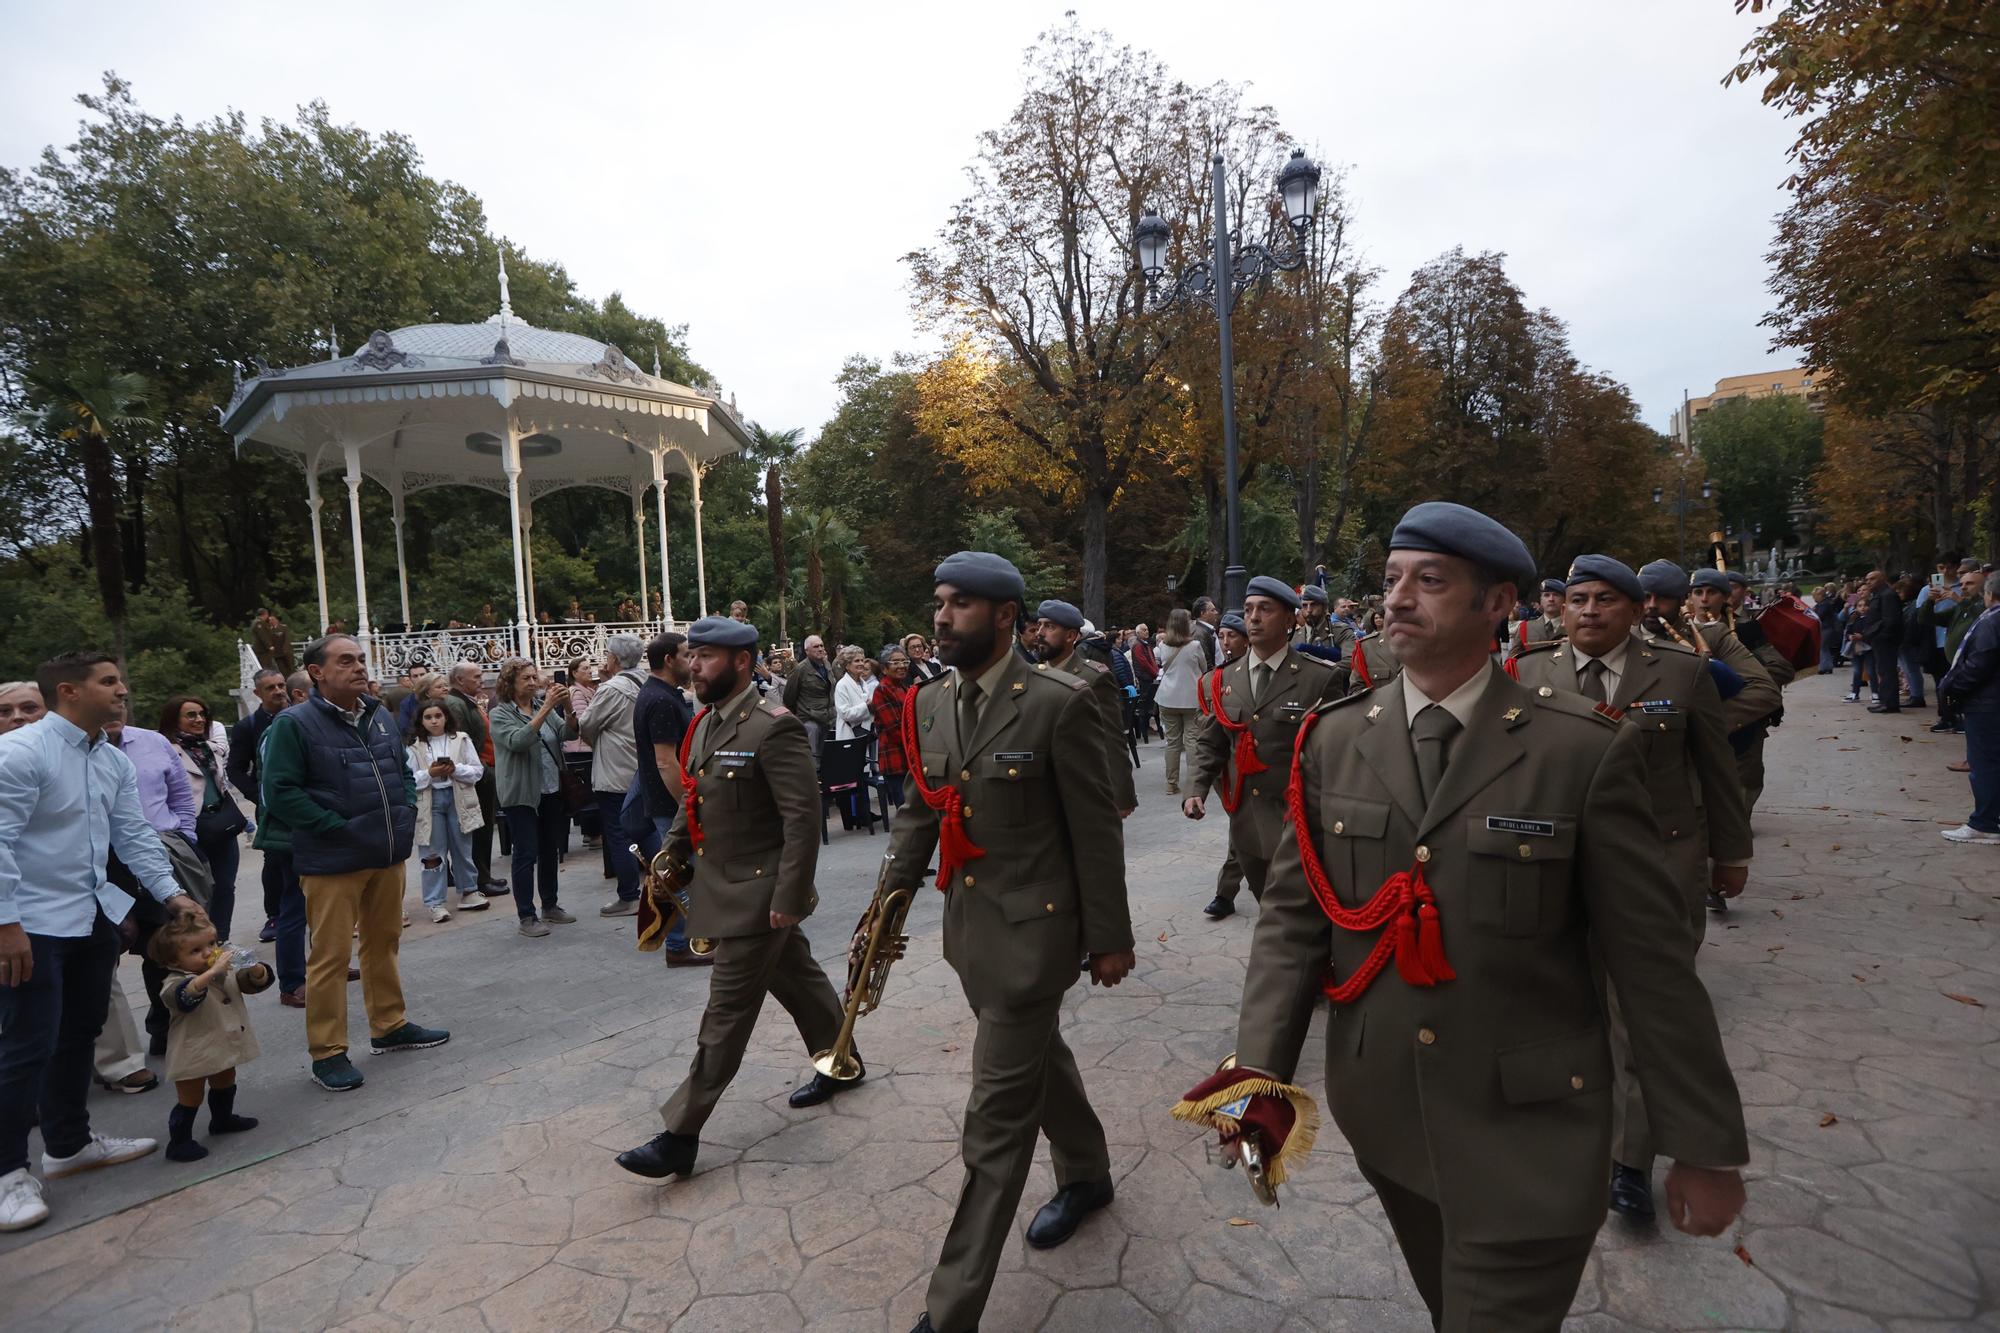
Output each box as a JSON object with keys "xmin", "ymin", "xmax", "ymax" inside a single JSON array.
[
  {"xmin": 1033, "ymin": 599, "xmax": 1138, "ymax": 815},
  {"xmin": 1511, "ymin": 554, "xmax": 1751, "ymax": 1220},
  {"xmin": 885, "ymin": 552, "xmax": 1133, "ymax": 1333},
  {"xmin": 614, "ymin": 616, "xmax": 849, "ymax": 1184},
  {"xmin": 1681, "ymin": 567, "xmax": 1785, "ymax": 828},
  {"xmin": 1184, "ymin": 578, "xmax": 1341, "ymax": 913},
  {"xmin": 1183, "ymin": 504, "xmax": 1747, "ymax": 1330}
]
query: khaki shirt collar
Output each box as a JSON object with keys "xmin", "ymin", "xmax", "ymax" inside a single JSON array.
[{"xmin": 1403, "ymin": 663, "xmax": 1492, "ymax": 731}]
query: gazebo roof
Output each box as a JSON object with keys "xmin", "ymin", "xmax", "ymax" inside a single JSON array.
[{"xmin": 220, "ymin": 303, "xmax": 751, "ymax": 499}]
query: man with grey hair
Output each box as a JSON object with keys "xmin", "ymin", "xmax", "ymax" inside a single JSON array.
[
  {"xmin": 781, "ymin": 634, "xmax": 836, "ymax": 756},
  {"xmin": 582, "ymin": 633, "xmax": 648, "ymax": 914},
  {"xmin": 443, "ymin": 662, "xmax": 504, "ymax": 895}
]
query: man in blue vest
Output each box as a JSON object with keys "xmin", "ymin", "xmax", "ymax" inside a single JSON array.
[{"xmin": 260, "ymin": 635, "xmax": 448, "ymax": 1092}]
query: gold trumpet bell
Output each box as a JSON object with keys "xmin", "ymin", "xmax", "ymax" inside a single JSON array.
[{"xmin": 811, "ymin": 1047, "xmax": 864, "ymax": 1081}]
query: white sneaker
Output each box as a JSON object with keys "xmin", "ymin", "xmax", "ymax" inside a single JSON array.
[
  {"xmin": 42, "ymin": 1132, "xmax": 157, "ymax": 1179},
  {"xmin": 430, "ymin": 906, "xmax": 451, "ymax": 923},
  {"xmin": 0, "ymin": 1168, "xmax": 48, "ymax": 1232},
  {"xmin": 1942, "ymin": 824, "xmax": 2000, "ymax": 845},
  {"xmin": 458, "ymin": 891, "xmax": 490, "ymax": 912}
]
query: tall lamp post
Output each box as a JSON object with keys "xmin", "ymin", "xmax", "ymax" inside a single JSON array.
[
  {"xmin": 1136, "ymin": 148, "xmax": 1321, "ymax": 614},
  {"xmin": 1651, "ymin": 474, "xmax": 1713, "ymax": 569}
]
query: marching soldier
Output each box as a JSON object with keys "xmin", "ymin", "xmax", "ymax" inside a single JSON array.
[
  {"xmin": 614, "ymin": 616, "xmax": 852, "ymax": 1183},
  {"xmin": 1293, "ymin": 584, "xmax": 1343, "ymax": 652},
  {"xmin": 1680, "ymin": 567, "xmax": 1785, "ymax": 824},
  {"xmin": 1728, "ymin": 570, "xmax": 1799, "ymax": 689},
  {"xmin": 1184, "ymin": 577, "xmax": 1342, "ymax": 910},
  {"xmin": 1200, "ymin": 612, "xmax": 1250, "ymax": 918},
  {"xmin": 886, "ymin": 553, "xmax": 1134, "ymax": 1333},
  {"xmin": 1347, "ymin": 623, "xmax": 1402, "ymax": 695},
  {"xmin": 1181, "ymin": 503, "xmax": 1747, "ymax": 1329},
  {"xmin": 1033, "ymin": 599, "xmax": 1139, "ymax": 814},
  {"xmin": 1509, "ymin": 554, "xmax": 1752, "ymax": 1221},
  {"xmin": 1512, "ymin": 578, "xmax": 1567, "ymax": 653}
]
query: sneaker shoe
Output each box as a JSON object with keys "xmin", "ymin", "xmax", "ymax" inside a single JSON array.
[
  {"xmin": 371, "ymin": 1021, "xmax": 450, "ymax": 1054},
  {"xmin": 1706, "ymin": 891, "xmax": 1730, "ymax": 913},
  {"xmin": 1842, "ymin": 692, "xmax": 1859, "ymax": 702},
  {"xmin": 458, "ymin": 891, "xmax": 491, "ymax": 912},
  {"xmin": 1942, "ymin": 824, "xmax": 2000, "ymax": 845},
  {"xmin": 430, "ymin": 906, "xmax": 451, "ymax": 924},
  {"xmin": 311, "ymin": 1055, "xmax": 365, "ymax": 1091},
  {"xmin": 258, "ymin": 918, "xmax": 278, "ymax": 943},
  {"xmin": 519, "ymin": 917, "xmax": 551, "ymax": 937},
  {"xmin": 600, "ymin": 898, "xmax": 639, "ymax": 917},
  {"xmin": 42, "ymin": 1132, "xmax": 157, "ymax": 1179},
  {"xmin": 541, "ymin": 906, "xmax": 577, "ymax": 924},
  {"xmin": 93, "ymin": 1069, "xmax": 159, "ymax": 1095},
  {"xmin": 0, "ymin": 1169, "xmax": 49, "ymax": 1232}
]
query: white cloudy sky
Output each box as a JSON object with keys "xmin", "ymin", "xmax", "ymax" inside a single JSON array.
[{"xmin": 1, "ymin": 0, "xmax": 1799, "ymax": 437}]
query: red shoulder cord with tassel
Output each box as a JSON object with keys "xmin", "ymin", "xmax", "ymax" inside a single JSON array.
[
  {"xmin": 1352, "ymin": 642, "xmax": 1375, "ymax": 691},
  {"xmin": 1205, "ymin": 666, "xmax": 1268, "ymax": 815},
  {"xmin": 1284, "ymin": 710, "xmax": 1455, "ymax": 1004},
  {"xmin": 900, "ymin": 679, "xmax": 985, "ymax": 893},
  {"xmin": 677, "ymin": 706, "xmax": 712, "ymax": 851}
]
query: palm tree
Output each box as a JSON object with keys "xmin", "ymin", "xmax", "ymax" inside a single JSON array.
[
  {"xmin": 22, "ymin": 364, "xmax": 153, "ymax": 659},
  {"xmin": 797, "ymin": 508, "xmax": 865, "ymax": 644},
  {"xmin": 750, "ymin": 425, "xmax": 804, "ymax": 644}
]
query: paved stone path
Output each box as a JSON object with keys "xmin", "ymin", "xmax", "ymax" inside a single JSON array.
[{"xmin": 3, "ymin": 672, "xmax": 1995, "ymax": 1330}]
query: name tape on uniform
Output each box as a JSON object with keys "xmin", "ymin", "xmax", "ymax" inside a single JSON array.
[
  {"xmin": 1486, "ymin": 816, "xmax": 1556, "ymax": 837},
  {"xmin": 993, "ymin": 751, "xmax": 1035, "ymax": 762}
]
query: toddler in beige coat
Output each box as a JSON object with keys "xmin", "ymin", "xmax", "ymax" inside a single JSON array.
[{"xmin": 149, "ymin": 907, "xmax": 272, "ymax": 1162}]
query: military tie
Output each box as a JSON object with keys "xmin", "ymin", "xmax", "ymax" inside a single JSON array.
[
  {"xmin": 1579, "ymin": 658, "xmax": 1609, "ymax": 705},
  {"xmin": 1411, "ymin": 704, "xmax": 1461, "ymax": 807},
  {"xmin": 956, "ymin": 676, "xmax": 981, "ymax": 747},
  {"xmin": 1251, "ymin": 661, "xmax": 1273, "ymax": 704}
]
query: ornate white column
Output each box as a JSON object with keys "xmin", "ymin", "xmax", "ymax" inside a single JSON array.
[
  {"xmin": 521, "ymin": 496, "xmax": 539, "ymax": 648},
  {"xmin": 341, "ymin": 442, "xmax": 372, "ymax": 642},
  {"xmin": 632, "ymin": 481, "xmax": 650, "ymax": 626},
  {"xmin": 390, "ymin": 486, "xmax": 412, "ymax": 629},
  {"xmin": 503, "ymin": 429, "xmax": 530, "ymax": 656},
  {"xmin": 690, "ymin": 460, "xmax": 709, "ymax": 619},
  {"xmin": 305, "ymin": 455, "xmax": 330, "ymax": 635},
  {"xmin": 651, "ymin": 447, "xmax": 674, "ymax": 628}
]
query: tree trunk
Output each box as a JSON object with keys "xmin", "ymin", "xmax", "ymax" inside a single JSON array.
[
  {"xmin": 1081, "ymin": 486, "xmax": 1109, "ymax": 624},
  {"xmin": 765, "ymin": 467, "xmax": 788, "ymax": 643},
  {"xmin": 81, "ymin": 430, "xmax": 128, "ymax": 659},
  {"xmin": 121, "ymin": 447, "xmax": 148, "ymax": 592}
]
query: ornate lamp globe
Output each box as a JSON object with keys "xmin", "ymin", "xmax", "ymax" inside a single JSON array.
[
  {"xmin": 1134, "ymin": 208, "xmax": 1171, "ymax": 282},
  {"xmin": 1277, "ymin": 149, "xmax": 1321, "ymax": 232}
]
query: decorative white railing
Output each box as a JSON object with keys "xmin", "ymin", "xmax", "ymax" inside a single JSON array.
[{"xmin": 362, "ymin": 621, "xmax": 671, "ymax": 680}]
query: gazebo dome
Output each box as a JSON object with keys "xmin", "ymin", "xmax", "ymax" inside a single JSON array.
[{"xmin": 372, "ymin": 319, "xmax": 614, "ymax": 365}]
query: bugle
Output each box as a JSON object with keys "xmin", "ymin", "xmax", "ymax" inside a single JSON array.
[
  {"xmin": 633, "ymin": 845, "xmax": 715, "ymax": 957},
  {"xmin": 811, "ymin": 880, "xmax": 912, "ymax": 1082}
]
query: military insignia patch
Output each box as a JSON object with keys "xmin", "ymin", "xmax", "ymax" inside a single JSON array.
[
  {"xmin": 1366, "ymin": 704, "xmax": 1383, "ymax": 720},
  {"xmin": 1593, "ymin": 701, "xmax": 1626, "ymax": 722},
  {"xmin": 922, "ymin": 715, "xmax": 934, "ymax": 732}
]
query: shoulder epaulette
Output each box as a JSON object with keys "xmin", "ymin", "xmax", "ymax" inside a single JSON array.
[
  {"xmin": 1638, "ymin": 632, "xmax": 1702, "ymax": 658},
  {"xmin": 1031, "ymin": 663, "xmax": 1089, "ymax": 692},
  {"xmin": 1515, "ymin": 639, "xmax": 1563, "ymax": 657},
  {"xmin": 1309, "ymin": 687, "xmax": 1373, "ymax": 717},
  {"xmin": 758, "ymin": 698, "xmax": 791, "ymax": 716},
  {"xmin": 1529, "ymin": 687, "xmax": 1623, "ymax": 727}
]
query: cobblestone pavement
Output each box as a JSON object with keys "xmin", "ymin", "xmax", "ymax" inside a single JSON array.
[{"xmin": 3, "ymin": 672, "xmax": 1995, "ymax": 1331}]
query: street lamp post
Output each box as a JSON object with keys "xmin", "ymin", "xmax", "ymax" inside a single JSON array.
[
  {"xmin": 1651, "ymin": 473, "xmax": 1714, "ymax": 569},
  {"xmin": 1136, "ymin": 148, "xmax": 1321, "ymax": 614}
]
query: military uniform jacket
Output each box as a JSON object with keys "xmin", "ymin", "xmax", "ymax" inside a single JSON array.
[
  {"xmin": 1512, "ymin": 615, "xmax": 1564, "ymax": 653},
  {"xmin": 1345, "ymin": 631, "xmax": 1401, "ymax": 695},
  {"xmin": 881, "ymin": 652, "xmax": 1133, "ymax": 1013},
  {"xmin": 1510, "ymin": 633, "xmax": 1751, "ymax": 885},
  {"xmin": 1236, "ymin": 664, "xmax": 1747, "ymax": 1242},
  {"xmin": 665, "ymin": 687, "xmax": 821, "ymax": 939},
  {"xmin": 1189, "ymin": 648, "xmax": 1342, "ymax": 862},
  {"xmin": 1050, "ymin": 645, "xmax": 1139, "ymax": 811},
  {"xmin": 1692, "ymin": 621, "xmax": 1782, "ymax": 735}
]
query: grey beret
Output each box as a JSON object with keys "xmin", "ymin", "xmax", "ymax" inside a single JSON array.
[
  {"xmin": 1638, "ymin": 559, "xmax": 1690, "ymax": 600},
  {"xmin": 1299, "ymin": 584, "xmax": 1329, "ymax": 604},
  {"xmin": 1388, "ymin": 501, "xmax": 1536, "ymax": 592},
  {"xmin": 1725, "ymin": 570, "xmax": 1748, "ymax": 588},
  {"xmin": 1691, "ymin": 568, "xmax": 1733, "ymax": 593},
  {"xmin": 934, "ymin": 550, "xmax": 1027, "ymax": 604},
  {"xmin": 686, "ymin": 615, "xmax": 758, "ymax": 650},
  {"xmin": 1035, "ymin": 599, "xmax": 1085, "ymax": 630},
  {"xmin": 1219, "ymin": 612, "xmax": 1246, "ymax": 634},
  {"xmin": 1244, "ymin": 575, "xmax": 1302, "ymax": 610},
  {"xmin": 1540, "ymin": 578, "xmax": 1567, "ymax": 595},
  {"xmin": 1564, "ymin": 554, "xmax": 1643, "ymax": 604}
]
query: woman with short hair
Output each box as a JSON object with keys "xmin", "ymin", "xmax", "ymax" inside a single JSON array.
[
  {"xmin": 490, "ymin": 657, "xmax": 580, "ymax": 937},
  {"xmin": 1151, "ymin": 609, "xmax": 1210, "ymax": 797},
  {"xmin": 832, "ymin": 644, "xmax": 877, "ymax": 742}
]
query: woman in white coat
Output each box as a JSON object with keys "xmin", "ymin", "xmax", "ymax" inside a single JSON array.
[
  {"xmin": 832, "ymin": 644, "xmax": 878, "ymax": 742},
  {"xmin": 407, "ymin": 700, "xmax": 489, "ymax": 922}
]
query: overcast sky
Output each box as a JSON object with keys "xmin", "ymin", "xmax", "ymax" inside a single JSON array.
[{"xmin": 1, "ymin": 0, "xmax": 1800, "ymax": 438}]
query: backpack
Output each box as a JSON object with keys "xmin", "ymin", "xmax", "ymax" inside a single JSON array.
[{"xmin": 1757, "ymin": 592, "xmax": 1822, "ymax": 672}]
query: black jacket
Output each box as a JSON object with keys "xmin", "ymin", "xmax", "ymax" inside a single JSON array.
[{"xmin": 1941, "ymin": 606, "xmax": 2000, "ymax": 718}]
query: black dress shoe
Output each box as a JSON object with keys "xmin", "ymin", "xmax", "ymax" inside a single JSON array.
[
  {"xmin": 909, "ymin": 1315, "xmax": 973, "ymax": 1333},
  {"xmin": 1867, "ymin": 703, "xmax": 1900, "ymax": 713},
  {"xmin": 788, "ymin": 1059, "xmax": 865, "ymax": 1108},
  {"xmin": 1609, "ymin": 1162, "xmax": 1655, "ymax": 1220},
  {"xmin": 1025, "ymin": 1178, "xmax": 1114, "ymax": 1249},
  {"xmin": 1202, "ymin": 897, "xmax": 1235, "ymax": 920},
  {"xmin": 615, "ymin": 1131, "xmax": 698, "ymax": 1180}
]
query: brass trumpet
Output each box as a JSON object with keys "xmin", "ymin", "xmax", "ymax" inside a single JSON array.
[
  {"xmin": 811, "ymin": 880, "xmax": 912, "ymax": 1082},
  {"xmin": 633, "ymin": 845, "xmax": 716, "ymax": 957}
]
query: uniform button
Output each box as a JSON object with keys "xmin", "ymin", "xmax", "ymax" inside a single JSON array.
[
  {"xmin": 1250, "ymin": 787, "xmax": 1260, "ymax": 798},
  {"xmin": 964, "ymin": 875, "xmax": 975, "ymax": 887},
  {"xmin": 962, "ymin": 806, "xmax": 972, "ymax": 817},
  {"xmin": 1415, "ymin": 845, "xmax": 1431, "ymax": 863},
  {"xmin": 1669, "ymin": 828, "xmax": 1680, "ymax": 838},
  {"xmin": 754, "ymin": 868, "xmax": 763, "ymax": 876},
  {"xmin": 1517, "ymin": 844, "xmax": 1531, "ymax": 859},
  {"xmin": 696, "ymin": 848, "xmax": 704, "ymax": 857},
  {"xmin": 1251, "ymin": 713, "xmax": 1260, "ymax": 722},
  {"xmin": 1007, "ymin": 767, "xmax": 1018, "ymax": 778},
  {"xmin": 725, "ymin": 771, "xmax": 735, "ymax": 780},
  {"xmin": 960, "ymin": 769, "xmax": 971, "ymax": 781},
  {"xmin": 698, "ymin": 768, "xmax": 707, "ymax": 776},
  {"xmin": 1657, "ymin": 721, "xmax": 1668, "ymax": 731},
  {"xmin": 1045, "ymin": 903, "xmax": 1055, "ymax": 912},
  {"xmin": 1570, "ymin": 1075, "xmax": 1585, "ymax": 1090},
  {"xmin": 1538, "ymin": 686, "xmax": 1554, "ymax": 697},
  {"xmin": 1417, "ymin": 1027, "xmax": 1436, "ymax": 1046},
  {"xmin": 1333, "ymin": 820, "xmax": 1345, "ymax": 834}
]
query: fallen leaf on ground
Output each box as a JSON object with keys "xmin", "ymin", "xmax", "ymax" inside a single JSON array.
[
  {"xmin": 1816, "ymin": 735, "xmax": 1838, "ymax": 740},
  {"xmin": 1735, "ymin": 1243, "xmax": 1754, "ymax": 1266},
  {"xmin": 1898, "ymin": 735, "xmax": 1913, "ymax": 743},
  {"xmin": 1772, "ymin": 909, "xmax": 1785, "ymax": 919},
  {"xmin": 1853, "ymin": 974, "xmax": 1869, "ymax": 983},
  {"xmin": 942, "ymin": 1044, "xmax": 961, "ymax": 1053},
  {"xmin": 1831, "ymin": 844, "xmax": 1842, "ymax": 851},
  {"xmin": 1943, "ymin": 992, "xmax": 1985, "ymax": 1008},
  {"xmin": 1767, "ymin": 945, "xmax": 1785, "ymax": 953},
  {"xmin": 1837, "ymin": 747, "xmax": 1859, "ymax": 752},
  {"xmin": 1158, "ymin": 932, "xmax": 1169, "ymax": 943},
  {"xmin": 1227, "ymin": 1217, "xmax": 1256, "ymax": 1227},
  {"xmin": 1790, "ymin": 893, "xmax": 1806, "ymax": 901},
  {"xmin": 1819, "ymin": 1112, "xmax": 1838, "ymax": 1127}
]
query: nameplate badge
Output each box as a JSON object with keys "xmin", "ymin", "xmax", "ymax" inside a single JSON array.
[
  {"xmin": 993, "ymin": 751, "xmax": 1034, "ymax": 762},
  {"xmin": 1487, "ymin": 816, "xmax": 1555, "ymax": 837},
  {"xmin": 718, "ymin": 756, "xmax": 752, "ymax": 769},
  {"xmin": 1631, "ymin": 700, "xmax": 1678, "ymax": 714},
  {"xmin": 1279, "ymin": 702, "xmax": 1307, "ymax": 716}
]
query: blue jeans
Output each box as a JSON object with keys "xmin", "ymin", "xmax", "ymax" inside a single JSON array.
[
  {"xmin": 268, "ymin": 848, "xmax": 308, "ymax": 994},
  {"xmin": 1966, "ymin": 712, "xmax": 2000, "ymax": 834},
  {"xmin": 1818, "ymin": 629, "xmax": 1838, "ymax": 673},
  {"xmin": 1902, "ymin": 646, "xmax": 1930, "ymax": 703},
  {"xmin": 623, "ymin": 776, "xmax": 685, "ymax": 951},
  {"xmin": 505, "ymin": 793, "xmax": 569, "ymax": 921},
  {"xmin": 418, "ymin": 788, "xmax": 479, "ymax": 909},
  {"xmin": 197, "ymin": 827, "xmax": 240, "ymax": 943},
  {"xmin": 598, "ymin": 790, "xmax": 641, "ymax": 901},
  {"xmin": 0, "ymin": 913, "xmax": 119, "ymax": 1174}
]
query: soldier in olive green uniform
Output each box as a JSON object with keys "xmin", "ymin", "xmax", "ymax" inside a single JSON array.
[
  {"xmin": 1346, "ymin": 627, "xmax": 1402, "ymax": 695},
  {"xmin": 616, "ymin": 617, "xmax": 849, "ymax": 1183},
  {"xmin": 1199, "ymin": 505, "xmax": 1747, "ymax": 1331},
  {"xmin": 1728, "ymin": 571, "xmax": 1799, "ymax": 689},
  {"xmin": 891, "ymin": 554, "xmax": 1135, "ymax": 1333},
  {"xmin": 1034, "ymin": 599, "xmax": 1139, "ymax": 814},
  {"xmin": 1511, "ymin": 554, "xmax": 1753, "ymax": 1221},
  {"xmin": 1185, "ymin": 576, "xmax": 1341, "ymax": 912},
  {"xmin": 1510, "ymin": 577, "xmax": 1567, "ymax": 654},
  {"xmin": 1681, "ymin": 568, "xmax": 1785, "ymax": 820},
  {"xmin": 1202, "ymin": 613, "xmax": 1250, "ymax": 917}
]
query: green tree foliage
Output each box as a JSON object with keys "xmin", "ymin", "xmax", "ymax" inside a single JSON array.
[{"xmin": 1693, "ymin": 395, "xmax": 1824, "ymax": 545}]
